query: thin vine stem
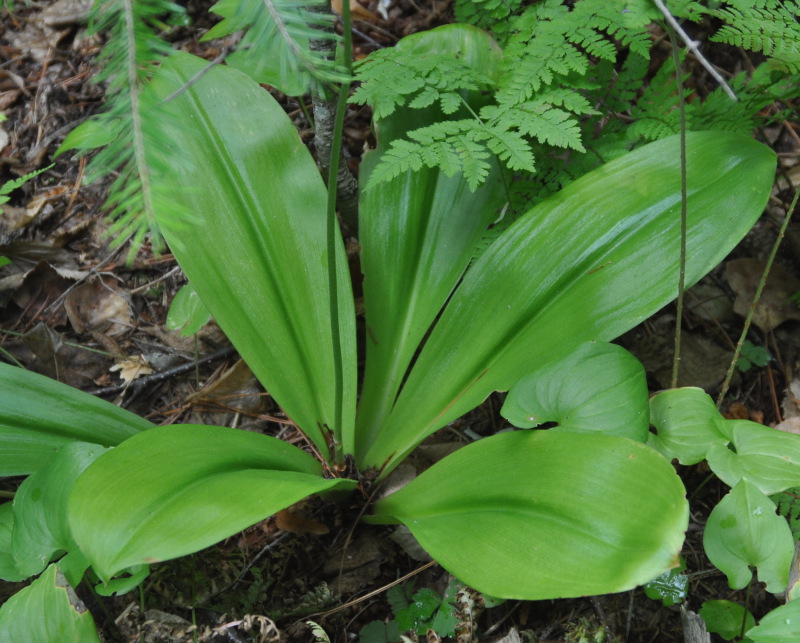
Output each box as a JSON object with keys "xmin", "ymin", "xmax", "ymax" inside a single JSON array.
[
  {"xmin": 716, "ymin": 188, "xmax": 800, "ymax": 408},
  {"xmin": 666, "ymin": 22, "xmax": 688, "ymax": 390},
  {"xmin": 324, "ymin": 0, "xmax": 353, "ymax": 464},
  {"xmin": 651, "ymin": 0, "xmax": 738, "ymax": 101}
]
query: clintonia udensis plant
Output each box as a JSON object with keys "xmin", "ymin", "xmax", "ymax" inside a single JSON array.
[{"xmin": 0, "ymin": 23, "xmax": 777, "ymax": 638}]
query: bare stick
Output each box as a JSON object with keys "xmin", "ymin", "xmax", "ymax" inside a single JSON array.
[
  {"xmin": 716, "ymin": 188, "xmax": 800, "ymax": 408},
  {"xmin": 667, "ymin": 23, "xmax": 688, "ymax": 390},
  {"xmin": 651, "ymin": 0, "xmax": 738, "ymax": 102}
]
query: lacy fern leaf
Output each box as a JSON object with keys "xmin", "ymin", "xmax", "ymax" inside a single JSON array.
[
  {"xmin": 351, "ymin": 50, "xmax": 494, "ymax": 120},
  {"xmin": 60, "ymin": 0, "xmax": 186, "ymax": 260},
  {"xmin": 202, "ymin": 0, "xmax": 348, "ymax": 96},
  {"xmin": 710, "ymin": 0, "xmax": 800, "ymax": 72},
  {"xmin": 454, "ymin": 0, "xmax": 525, "ymax": 41}
]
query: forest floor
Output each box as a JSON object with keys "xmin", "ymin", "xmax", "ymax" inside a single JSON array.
[{"xmin": 1, "ymin": 0, "xmax": 799, "ymax": 642}]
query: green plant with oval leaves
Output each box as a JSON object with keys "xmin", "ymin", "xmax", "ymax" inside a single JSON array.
[
  {"xmin": 0, "ymin": 23, "xmax": 778, "ymax": 639},
  {"xmin": 649, "ymin": 387, "xmax": 800, "ymax": 642}
]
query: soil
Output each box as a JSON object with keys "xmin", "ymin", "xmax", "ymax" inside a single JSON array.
[{"xmin": 1, "ymin": 1, "xmax": 799, "ymax": 642}]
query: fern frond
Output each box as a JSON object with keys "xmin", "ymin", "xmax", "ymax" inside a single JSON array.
[
  {"xmin": 64, "ymin": 0, "xmax": 187, "ymax": 260},
  {"xmin": 710, "ymin": 0, "xmax": 800, "ymax": 72},
  {"xmin": 0, "ymin": 165, "xmax": 52, "ymax": 204},
  {"xmin": 202, "ymin": 0, "xmax": 349, "ymax": 95},
  {"xmin": 496, "ymin": 0, "xmax": 653, "ymax": 108},
  {"xmin": 364, "ymin": 120, "xmax": 506, "ymax": 191},
  {"xmin": 351, "ymin": 50, "xmax": 494, "ymax": 120},
  {"xmin": 454, "ymin": 0, "xmax": 525, "ymax": 42}
]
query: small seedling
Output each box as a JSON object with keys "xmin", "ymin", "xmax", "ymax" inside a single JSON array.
[
  {"xmin": 736, "ymin": 340, "xmax": 770, "ymax": 372},
  {"xmin": 361, "ymin": 580, "xmax": 459, "ymax": 642},
  {"xmin": 643, "ymin": 557, "xmax": 688, "ymax": 607}
]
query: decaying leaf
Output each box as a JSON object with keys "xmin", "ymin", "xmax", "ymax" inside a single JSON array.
[
  {"xmin": 686, "ymin": 281, "xmax": 736, "ymax": 323},
  {"xmin": 6, "ymin": 322, "xmax": 108, "ymax": 388},
  {"xmin": 110, "ymin": 356, "xmax": 153, "ymax": 384},
  {"xmin": 726, "ymin": 258, "xmax": 800, "ymax": 331},
  {"xmin": 777, "ymin": 379, "xmax": 800, "ymax": 434},
  {"xmin": 635, "ymin": 327, "xmax": 732, "ymax": 391},
  {"xmin": 64, "ymin": 277, "xmax": 132, "ymax": 336}
]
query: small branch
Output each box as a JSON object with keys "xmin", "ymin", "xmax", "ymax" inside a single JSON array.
[
  {"xmin": 667, "ymin": 22, "xmax": 688, "ymax": 390},
  {"xmin": 87, "ymin": 345, "xmax": 237, "ymax": 397},
  {"xmin": 651, "ymin": 0, "xmax": 738, "ymax": 102},
  {"xmin": 717, "ymin": 189, "xmax": 800, "ymax": 408}
]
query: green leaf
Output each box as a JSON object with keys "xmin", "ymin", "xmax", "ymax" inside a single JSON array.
[
  {"xmin": 12, "ymin": 442, "xmax": 108, "ymax": 579},
  {"xmin": 643, "ymin": 561, "xmax": 688, "ymax": 607},
  {"xmin": 0, "ymin": 564, "xmax": 100, "ymax": 642},
  {"xmin": 68, "ymin": 425, "xmax": 356, "ymax": 581},
  {"xmin": 707, "ymin": 420, "xmax": 800, "ymax": 495},
  {"xmin": 746, "ymin": 600, "xmax": 800, "ymax": 642},
  {"xmin": 165, "ymin": 283, "xmax": 212, "ymax": 337},
  {"xmin": 0, "ymin": 165, "xmax": 53, "ymax": 205},
  {"xmin": 145, "ymin": 52, "xmax": 357, "ymax": 456},
  {"xmin": 648, "ymin": 387, "xmax": 730, "ymax": 465},
  {"xmin": 355, "ymin": 25, "xmax": 506, "ymax": 457},
  {"xmin": 362, "ymin": 131, "xmax": 776, "ymax": 473},
  {"xmin": 0, "ymin": 363, "xmax": 153, "ymax": 476},
  {"xmin": 395, "ymin": 588, "xmax": 440, "ymax": 634},
  {"xmin": 501, "ymin": 341, "xmax": 649, "ymax": 441},
  {"xmin": 359, "ymin": 620, "xmax": 401, "ymax": 643},
  {"xmin": 203, "ymin": 0, "xmax": 348, "ymax": 95},
  {"xmin": 367, "ymin": 431, "xmax": 688, "ymax": 599},
  {"xmin": 699, "ymin": 600, "xmax": 755, "ymax": 641},
  {"xmin": 0, "ymin": 503, "xmax": 24, "ymax": 582},
  {"xmin": 703, "ymin": 479, "xmax": 793, "ymax": 593},
  {"xmin": 737, "ymin": 340, "xmax": 770, "ymax": 372},
  {"xmin": 54, "ymin": 118, "xmax": 116, "ymax": 156}
]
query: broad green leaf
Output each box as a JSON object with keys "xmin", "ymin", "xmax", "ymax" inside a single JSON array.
[
  {"xmin": 166, "ymin": 283, "xmax": 211, "ymax": 337},
  {"xmin": 699, "ymin": 600, "xmax": 755, "ymax": 640},
  {"xmin": 746, "ymin": 600, "xmax": 800, "ymax": 642},
  {"xmin": 68, "ymin": 425, "xmax": 356, "ymax": 581},
  {"xmin": 363, "ymin": 132, "xmax": 775, "ymax": 472},
  {"xmin": 145, "ymin": 52, "xmax": 357, "ymax": 456},
  {"xmin": 0, "ymin": 563, "xmax": 100, "ymax": 642},
  {"xmin": 0, "ymin": 363, "xmax": 153, "ymax": 476},
  {"xmin": 0, "ymin": 503, "xmax": 24, "ymax": 582},
  {"xmin": 707, "ymin": 420, "xmax": 800, "ymax": 495},
  {"xmin": 94, "ymin": 564, "xmax": 149, "ymax": 597},
  {"xmin": 501, "ymin": 341, "xmax": 649, "ymax": 441},
  {"xmin": 202, "ymin": 0, "xmax": 348, "ymax": 96},
  {"xmin": 367, "ymin": 431, "xmax": 688, "ymax": 599},
  {"xmin": 12, "ymin": 442, "xmax": 108, "ymax": 579},
  {"xmin": 649, "ymin": 387, "xmax": 729, "ymax": 465},
  {"xmin": 356, "ymin": 26, "xmax": 505, "ymax": 457},
  {"xmin": 54, "ymin": 117, "xmax": 116, "ymax": 156},
  {"xmin": 703, "ymin": 479, "xmax": 793, "ymax": 593}
]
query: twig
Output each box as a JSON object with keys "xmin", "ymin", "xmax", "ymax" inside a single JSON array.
[
  {"xmin": 86, "ymin": 344, "xmax": 237, "ymax": 396},
  {"xmin": 651, "ymin": 0, "xmax": 738, "ymax": 102},
  {"xmin": 307, "ymin": 560, "xmax": 438, "ymax": 620},
  {"xmin": 667, "ymin": 22, "xmax": 688, "ymax": 390},
  {"xmin": 716, "ymin": 188, "xmax": 800, "ymax": 407}
]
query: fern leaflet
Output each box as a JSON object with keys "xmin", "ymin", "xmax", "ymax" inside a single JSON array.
[
  {"xmin": 202, "ymin": 0, "xmax": 349, "ymax": 96},
  {"xmin": 351, "ymin": 50, "xmax": 494, "ymax": 120},
  {"xmin": 59, "ymin": 0, "xmax": 186, "ymax": 260}
]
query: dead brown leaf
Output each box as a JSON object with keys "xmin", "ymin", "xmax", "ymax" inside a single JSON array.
[
  {"xmin": 110, "ymin": 355, "xmax": 153, "ymax": 384},
  {"xmin": 64, "ymin": 277, "xmax": 132, "ymax": 336},
  {"xmin": 726, "ymin": 258, "xmax": 800, "ymax": 331},
  {"xmin": 7, "ymin": 322, "xmax": 108, "ymax": 387}
]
